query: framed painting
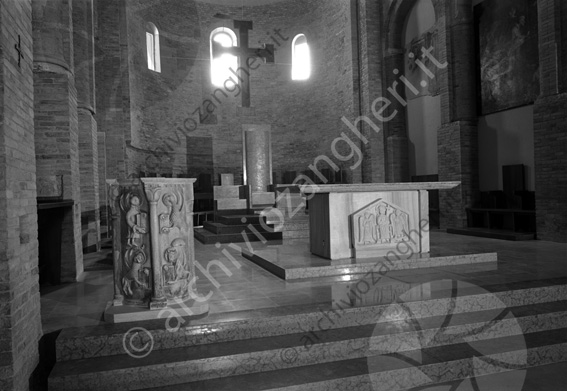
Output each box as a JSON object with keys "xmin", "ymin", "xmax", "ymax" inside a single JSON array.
[{"xmin": 475, "ymin": 0, "xmax": 539, "ymax": 115}]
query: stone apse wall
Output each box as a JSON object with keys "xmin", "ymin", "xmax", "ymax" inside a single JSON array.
[{"xmin": 104, "ymin": 0, "xmax": 360, "ymax": 185}]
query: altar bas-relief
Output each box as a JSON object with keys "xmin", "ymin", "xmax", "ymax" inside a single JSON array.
[{"xmin": 356, "ymin": 201, "xmax": 410, "ymax": 246}]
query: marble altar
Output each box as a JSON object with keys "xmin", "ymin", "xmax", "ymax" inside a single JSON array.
[
  {"xmin": 302, "ymin": 182, "xmax": 460, "ymax": 260},
  {"xmin": 104, "ymin": 178, "xmax": 208, "ymax": 322}
]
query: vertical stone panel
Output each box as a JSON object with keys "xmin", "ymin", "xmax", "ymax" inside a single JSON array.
[
  {"xmin": 0, "ymin": 0, "xmax": 42, "ymax": 389},
  {"xmin": 243, "ymin": 125, "xmax": 272, "ymax": 192}
]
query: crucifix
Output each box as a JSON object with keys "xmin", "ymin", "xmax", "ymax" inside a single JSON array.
[
  {"xmin": 212, "ymin": 20, "xmax": 275, "ymax": 107},
  {"xmin": 15, "ymin": 35, "xmax": 24, "ymax": 67}
]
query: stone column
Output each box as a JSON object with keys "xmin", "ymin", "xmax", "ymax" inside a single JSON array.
[
  {"xmin": 383, "ymin": 50, "xmax": 410, "ymax": 183},
  {"xmin": 533, "ymin": 0, "xmax": 567, "ymax": 242},
  {"xmin": 242, "ymin": 125, "xmax": 275, "ymax": 207},
  {"xmin": 143, "ymin": 182, "xmax": 167, "ymax": 309},
  {"xmin": 33, "ymin": 0, "xmax": 84, "ymax": 281},
  {"xmin": 0, "ymin": 1, "xmax": 42, "ymax": 389},
  {"xmin": 356, "ymin": 0, "xmax": 386, "ymax": 183},
  {"xmin": 436, "ymin": 0, "xmax": 479, "ymax": 228},
  {"xmin": 73, "ymin": 0, "xmax": 100, "ymax": 252}
]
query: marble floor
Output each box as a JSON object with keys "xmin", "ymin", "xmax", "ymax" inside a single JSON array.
[
  {"xmin": 40, "ymin": 231, "xmax": 567, "ymax": 390},
  {"xmin": 41, "ymin": 230, "xmax": 567, "ymax": 334}
]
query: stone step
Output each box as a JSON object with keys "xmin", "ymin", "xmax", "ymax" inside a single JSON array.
[
  {"xmin": 49, "ymin": 299, "xmax": 567, "ymax": 390},
  {"xmin": 243, "ymin": 248, "xmax": 499, "ymax": 280},
  {"xmin": 203, "ymin": 221, "xmax": 277, "ymax": 235},
  {"xmin": 145, "ymin": 335, "xmax": 567, "ymax": 391},
  {"xmin": 216, "ymin": 214, "xmax": 266, "ymax": 226},
  {"xmin": 215, "ymin": 198, "xmax": 248, "ymax": 210},
  {"xmin": 53, "ymin": 282, "xmax": 567, "ymax": 361},
  {"xmin": 194, "ymin": 227, "xmax": 283, "ymax": 245}
]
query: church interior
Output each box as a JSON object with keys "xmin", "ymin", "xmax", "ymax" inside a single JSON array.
[{"xmin": 1, "ymin": 0, "xmax": 566, "ymax": 390}]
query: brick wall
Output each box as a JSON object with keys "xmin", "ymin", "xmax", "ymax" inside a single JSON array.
[
  {"xmin": 0, "ymin": 0, "xmax": 42, "ymax": 389},
  {"xmin": 118, "ymin": 0, "xmax": 357, "ymax": 184}
]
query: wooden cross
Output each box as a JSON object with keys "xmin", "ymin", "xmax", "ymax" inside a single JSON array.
[
  {"xmin": 15, "ymin": 35, "xmax": 24, "ymax": 67},
  {"xmin": 212, "ymin": 20, "xmax": 275, "ymax": 107}
]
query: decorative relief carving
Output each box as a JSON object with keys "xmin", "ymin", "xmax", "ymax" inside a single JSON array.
[
  {"xmin": 123, "ymin": 193, "xmax": 148, "ymax": 248},
  {"xmin": 108, "ymin": 178, "xmax": 203, "ymax": 316},
  {"xmin": 159, "ymin": 189, "xmax": 187, "ymax": 233},
  {"xmin": 143, "ymin": 183, "xmax": 163, "ymax": 203},
  {"xmin": 162, "ymin": 238, "xmax": 192, "ymax": 300},
  {"xmin": 352, "ymin": 199, "xmax": 410, "ymax": 248},
  {"xmin": 118, "ymin": 187, "xmax": 152, "ymax": 304},
  {"xmin": 122, "ymin": 247, "xmax": 151, "ymax": 299}
]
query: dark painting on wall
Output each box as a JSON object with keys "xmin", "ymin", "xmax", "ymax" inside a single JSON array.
[{"xmin": 475, "ymin": 0, "xmax": 539, "ymax": 115}]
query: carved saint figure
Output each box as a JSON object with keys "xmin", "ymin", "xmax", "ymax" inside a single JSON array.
[
  {"xmin": 376, "ymin": 204, "xmax": 392, "ymax": 243},
  {"xmin": 359, "ymin": 211, "xmax": 376, "ymax": 244},
  {"xmin": 126, "ymin": 195, "xmax": 146, "ymax": 247},
  {"xmin": 163, "ymin": 238, "xmax": 189, "ymax": 285},
  {"xmin": 122, "ymin": 250, "xmax": 150, "ymax": 297},
  {"xmin": 391, "ymin": 208, "xmax": 409, "ymax": 240},
  {"xmin": 160, "ymin": 192, "xmax": 187, "ymax": 233}
]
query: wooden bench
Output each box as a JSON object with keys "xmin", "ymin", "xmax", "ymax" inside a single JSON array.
[{"xmin": 466, "ymin": 208, "xmax": 536, "ymax": 233}]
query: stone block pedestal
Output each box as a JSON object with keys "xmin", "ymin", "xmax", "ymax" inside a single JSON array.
[{"xmin": 105, "ymin": 178, "xmax": 208, "ymax": 323}]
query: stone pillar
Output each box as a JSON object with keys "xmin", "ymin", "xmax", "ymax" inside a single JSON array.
[
  {"xmin": 383, "ymin": 50, "xmax": 410, "ymax": 183},
  {"xmin": 95, "ymin": 0, "xmax": 128, "ymax": 184},
  {"xmin": 356, "ymin": 0, "xmax": 386, "ymax": 183},
  {"xmin": 436, "ymin": 0, "xmax": 479, "ymax": 228},
  {"xmin": 74, "ymin": 0, "xmax": 100, "ymax": 253},
  {"xmin": 0, "ymin": 1, "xmax": 42, "ymax": 389},
  {"xmin": 533, "ymin": 0, "xmax": 567, "ymax": 242},
  {"xmin": 98, "ymin": 131, "xmax": 109, "ymax": 236},
  {"xmin": 33, "ymin": 0, "xmax": 84, "ymax": 281},
  {"xmin": 242, "ymin": 125, "xmax": 275, "ymax": 207}
]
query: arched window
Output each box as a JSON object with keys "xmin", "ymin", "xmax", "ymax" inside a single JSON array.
[
  {"xmin": 146, "ymin": 22, "xmax": 161, "ymax": 72},
  {"xmin": 292, "ymin": 34, "xmax": 310, "ymax": 80},
  {"xmin": 210, "ymin": 27, "xmax": 238, "ymax": 87}
]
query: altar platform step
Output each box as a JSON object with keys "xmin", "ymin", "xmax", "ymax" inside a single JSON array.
[
  {"xmin": 241, "ymin": 238, "xmax": 498, "ymax": 280},
  {"xmin": 195, "ymin": 227, "xmax": 282, "ymax": 244},
  {"xmin": 446, "ymin": 227, "xmax": 536, "ymax": 241},
  {"xmin": 48, "ymin": 281, "xmax": 567, "ymax": 390},
  {"xmin": 195, "ymin": 210, "xmax": 283, "ymax": 244}
]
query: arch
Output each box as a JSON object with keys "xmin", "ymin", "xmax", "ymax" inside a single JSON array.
[
  {"xmin": 146, "ymin": 22, "xmax": 161, "ymax": 72},
  {"xmin": 291, "ymin": 34, "xmax": 311, "ymax": 80},
  {"xmin": 210, "ymin": 27, "xmax": 238, "ymax": 87}
]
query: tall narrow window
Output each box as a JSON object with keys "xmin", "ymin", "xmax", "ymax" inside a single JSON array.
[
  {"xmin": 292, "ymin": 34, "xmax": 311, "ymax": 80},
  {"xmin": 210, "ymin": 27, "xmax": 238, "ymax": 87},
  {"xmin": 146, "ymin": 22, "xmax": 161, "ymax": 72}
]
